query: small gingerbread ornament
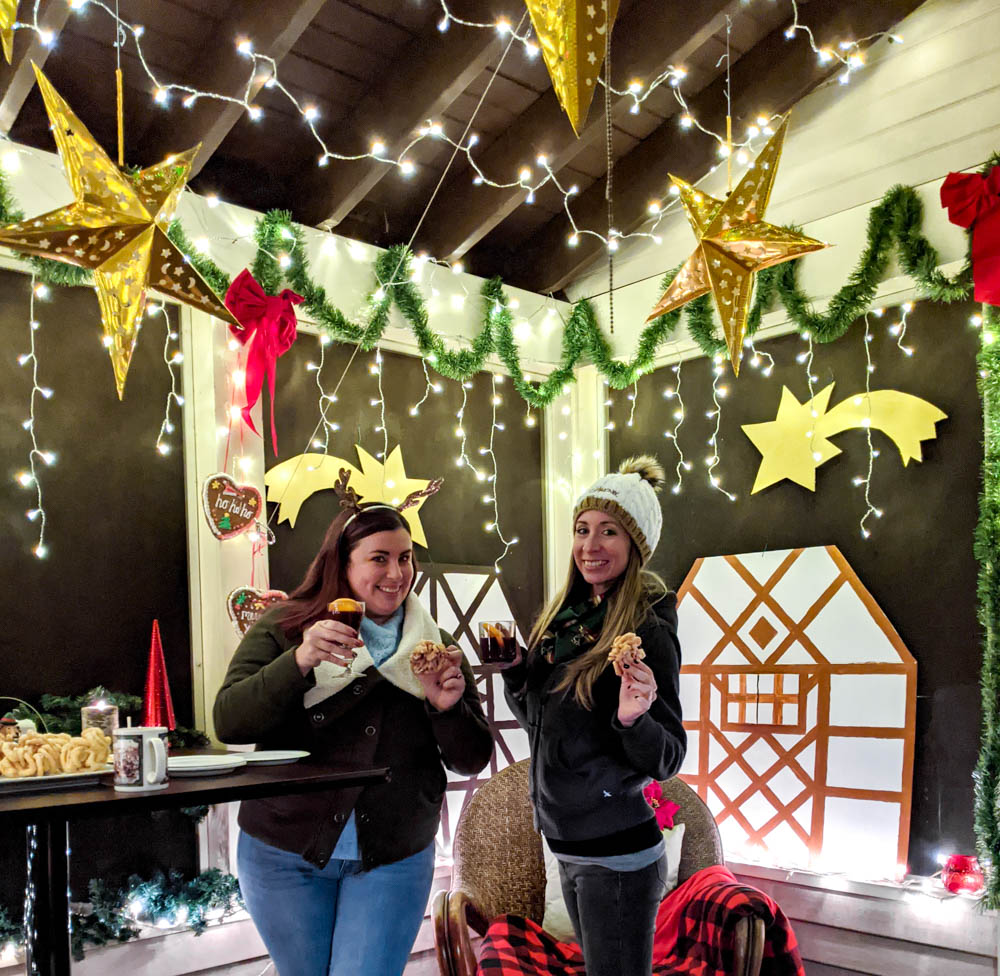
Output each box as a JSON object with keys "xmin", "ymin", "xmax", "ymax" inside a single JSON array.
[
  {"xmin": 608, "ymin": 632, "xmax": 645, "ymax": 676},
  {"xmin": 410, "ymin": 640, "xmax": 449, "ymax": 676}
]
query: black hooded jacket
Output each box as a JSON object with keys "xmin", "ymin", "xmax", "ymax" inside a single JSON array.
[{"xmin": 502, "ymin": 593, "xmax": 686, "ymax": 848}]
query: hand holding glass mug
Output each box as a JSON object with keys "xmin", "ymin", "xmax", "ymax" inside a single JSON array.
[
  {"xmin": 478, "ymin": 621, "xmax": 521, "ymax": 668},
  {"xmin": 296, "ymin": 599, "xmax": 366, "ymax": 676}
]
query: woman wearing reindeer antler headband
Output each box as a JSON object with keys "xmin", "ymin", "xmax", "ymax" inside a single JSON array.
[{"xmin": 214, "ymin": 471, "xmax": 493, "ymax": 976}]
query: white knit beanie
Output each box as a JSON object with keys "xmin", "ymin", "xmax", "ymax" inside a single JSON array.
[{"xmin": 573, "ymin": 456, "xmax": 665, "ymax": 564}]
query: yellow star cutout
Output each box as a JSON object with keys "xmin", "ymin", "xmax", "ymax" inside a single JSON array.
[
  {"xmin": 646, "ymin": 116, "xmax": 829, "ymax": 375},
  {"xmin": 265, "ymin": 444, "xmax": 438, "ymax": 547},
  {"xmin": 0, "ymin": 65, "xmax": 238, "ymax": 398},
  {"xmin": 743, "ymin": 383, "xmax": 947, "ymax": 493},
  {"xmin": 0, "ymin": 0, "xmax": 16, "ymax": 64}
]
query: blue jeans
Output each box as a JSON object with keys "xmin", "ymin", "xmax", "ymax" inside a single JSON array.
[{"xmin": 237, "ymin": 830, "xmax": 435, "ymax": 976}]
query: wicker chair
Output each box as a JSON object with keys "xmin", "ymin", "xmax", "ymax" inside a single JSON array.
[{"xmin": 433, "ymin": 759, "xmax": 765, "ymax": 976}]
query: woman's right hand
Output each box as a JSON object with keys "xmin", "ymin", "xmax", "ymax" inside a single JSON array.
[
  {"xmin": 295, "ymin": 619, "xmax": 363, "ymax": 676},
  {"xmin": 496, "ymin": 644, "xmax": 525, "ymax": 670}
]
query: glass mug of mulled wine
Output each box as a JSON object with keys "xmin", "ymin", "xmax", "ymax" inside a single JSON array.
[
  {"xmin": 478, "ymin": 620, "xmax": 518, "ymax": 665},
  {"xmin": 324, "ymin": 598, "xmax": 366, "ymax": 675}
]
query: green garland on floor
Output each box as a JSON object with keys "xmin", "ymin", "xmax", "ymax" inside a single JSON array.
[{"xmin": 0, "ymin": 869, "xmax": 242, "ymax": 961}]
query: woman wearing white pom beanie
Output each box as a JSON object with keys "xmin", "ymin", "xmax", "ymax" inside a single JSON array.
[{"xmin": 502, "ymin": 456, "xmax": 686, "ymax": 976}]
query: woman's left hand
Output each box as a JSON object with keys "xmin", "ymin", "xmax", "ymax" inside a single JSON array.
[
  {"xmin": 617, "ymin": 659, "xmax": 657, "ymax": 727},
  {"xmin": 418, "ymin": 647, "xmax": 466, "ymax": 712}
]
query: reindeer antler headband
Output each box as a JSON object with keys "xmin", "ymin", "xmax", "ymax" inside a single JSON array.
[{"xmin": 334, "ymin": 468, "xmax": 443, "ymax": 526}]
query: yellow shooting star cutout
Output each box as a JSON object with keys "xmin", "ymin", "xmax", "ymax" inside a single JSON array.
[
  {"xmin": 265, "ymin": 445, "xmax": 437, "ymax": 547},
  {"xmin": 646, "ymin": 116, "xmax": 830, "ymax": 375},
  {"xmin": 742, "ymin": 383, "xmax": 947, "ymax": 493},
  {"xmin": 0, "ymin": 66, "xmax": 238, "ymax": 398}
]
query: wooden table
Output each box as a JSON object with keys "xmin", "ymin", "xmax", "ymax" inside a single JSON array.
[{"xmin": 0, "ymin": 762, "xmax": 391, "ymax": 976}]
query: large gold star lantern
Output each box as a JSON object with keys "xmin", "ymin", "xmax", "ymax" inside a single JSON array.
[
  {"xmin": 647, "ymin": 116, "xmax": 829, "ymax": 375},
  {"xmin": 265, "ymin": 445, "xmax": 438, "ymax": 547},
  {"xmin": 525, "ymin": 0, "xmax": 621, "ymax": 135},
  {"xmin": 0, "ymin": 0, "xmax": 16, "ymax": 64},
  {"xmin": 0, "ymin": 65, "xmax": 237, "ymax": 398}
]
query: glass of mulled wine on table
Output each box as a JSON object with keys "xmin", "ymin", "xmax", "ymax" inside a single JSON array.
[
  {"xmin": 325, "ymin": 598, "xmax": 366, "ymax": 674},
  {"xmin": 478, "ymin": 620, "xmax": 518, "ymax": 665}
]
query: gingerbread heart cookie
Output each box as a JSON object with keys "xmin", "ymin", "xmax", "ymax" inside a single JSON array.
[
  {"xmin": 227, "ymin": 587, "xmax": 288, "ymax": 637},
  {"xmin": 203, "ymin": 473, "xmax": 262, "ymax": 540}
]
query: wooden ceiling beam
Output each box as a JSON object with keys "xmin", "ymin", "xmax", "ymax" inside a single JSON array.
[
  {"xmin": 142, "ymin": 0, "xmax": 328, "ymax": 176},
  {"xmin": 415, "ymin": 0, "xmax": 741, "ymax": 264},
  {"xmin": 296, "ymin": 5, "xmax": 499, "ymax": 229},
  {"xmin": 0, "ymin": 0, "xmax": 72, "ymax": 133},
  {"xmin": 509, "ymin": 0, "xmax": 927, "ymax": 294}
]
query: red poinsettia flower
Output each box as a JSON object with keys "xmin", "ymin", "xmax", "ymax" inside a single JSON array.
[{"xmin": 643, "ymin": 781, "xmax": 680, "ymax": 830}]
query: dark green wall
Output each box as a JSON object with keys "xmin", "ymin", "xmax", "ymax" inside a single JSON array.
[
  {"xmin": 0, "ymin": 268, "xmax": 196, "ymax": 906},
  {"xmin": 608, "ymin": 299, "xmax": 982, "ymax": 876},
  {"xmin": 265, "ymin": 336, "xmax": 546, "ymax": 631}
]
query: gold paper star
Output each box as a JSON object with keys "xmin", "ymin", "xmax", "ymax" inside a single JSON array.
[
  {"xmin": 0, "ymin": 0, "xmax": 16, "ymax": 64},
  {"xmin": 525, "ymin": 0, "xmax": 621, "ymax": 135},
  {"xmin": 265, "ymin": 444, "xmax": 438, "ymax": 547},
  {"xmin": 0, "ymin": 66, "xmax": 237, "ymax": 398},
  {"xmin": 646, "ymin": 117, "xmax": 829, "ymax": 375}
]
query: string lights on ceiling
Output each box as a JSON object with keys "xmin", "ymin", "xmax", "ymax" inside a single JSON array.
[{"xmin": 4, "ymin": 0, "xmax": 902, "ymax": 270}]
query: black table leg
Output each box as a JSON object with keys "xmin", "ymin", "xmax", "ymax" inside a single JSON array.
[{"xmin": 24, "ymin": 819, "xmax": 71, "ymax": 976}]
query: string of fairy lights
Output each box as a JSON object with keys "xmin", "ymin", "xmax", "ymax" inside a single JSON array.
[
  {"xmin": 5, "ymin": 0, "xmax": 902, "ymax": 264},
  {"xmin": 154, "ymin": 306, "xmax": 184, "ymax": 457},
  {"xmin": 6, "ymin": 0, "xmax": 909, "ymax": 561},
  {"xmin": 857, "ymin": 313, "xmax": 881, "ymax": 538},
  {"xmin": 15, "ymin": 278, "xmax": 55, "ymax": 558},
  {"xmin": 662, "ymin": 363, "xmax": 692, "ymax": 494}
]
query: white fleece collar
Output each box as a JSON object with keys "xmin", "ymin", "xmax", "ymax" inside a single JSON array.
[{"xmin": 303, "ymin": 592, "xmax": 441, "ymax": 708}]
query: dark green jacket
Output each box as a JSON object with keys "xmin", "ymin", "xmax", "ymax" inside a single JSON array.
[{"xmin": 214, "ymin": 610, "xmax": 494, "ymax": 869}]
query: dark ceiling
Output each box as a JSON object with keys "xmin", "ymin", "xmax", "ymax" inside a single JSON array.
[{"xmin": 1, "ymin": 0, "xmax": 924, "ymax": 296}]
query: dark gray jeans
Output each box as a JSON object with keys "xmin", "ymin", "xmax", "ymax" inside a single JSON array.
[{"xmin": 557, "ymin": 853, "xmax": 668, "ymax": 976}]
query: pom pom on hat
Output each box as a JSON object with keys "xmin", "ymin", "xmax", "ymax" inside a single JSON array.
[
  {"xmin": 618, "ymin": 455, "xmax": 665, "ymax": 492},
  {"xmin": 574, "ymin": 455, "xmax": 665, "ymax": 563}
]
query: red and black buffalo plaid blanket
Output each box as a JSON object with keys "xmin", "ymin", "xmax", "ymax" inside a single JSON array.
[{"xmin": 476, "ymin": 865, "xmax": 805, "ymax": 976}]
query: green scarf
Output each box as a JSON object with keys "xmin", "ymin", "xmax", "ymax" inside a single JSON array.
[{"xmin": 540, "ymin": 596, "xmax": 609, "ymax": 665}]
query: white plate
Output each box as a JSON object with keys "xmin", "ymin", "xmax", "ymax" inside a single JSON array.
[
  {"xmin": 0, "ymin": 766, "xmax": 112, "ymax": 794},
  {"xmin": 237, "ymin": 750, "xmax": 310, "ymax": 766},
  {"xmin": 167, "ymin": 755, "xmax": 247, "ymax": 777}
]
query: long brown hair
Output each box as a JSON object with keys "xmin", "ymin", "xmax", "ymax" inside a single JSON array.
[
  {"xmin": 275, "ymin": 505, "xmax": 418, "ymax": 638},
  {"xmin": 528, "ymin": 542, "xmax": 666, "ymax": 710}
]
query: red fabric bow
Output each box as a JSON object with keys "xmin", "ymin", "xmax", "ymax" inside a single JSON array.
[
  {"xmin": 224, "ymin": 269, "xmax": 303, "ymax": 455},
  {"xmin": 941, "ymin": 167, "xmax": 1000, "ymax": 305}
]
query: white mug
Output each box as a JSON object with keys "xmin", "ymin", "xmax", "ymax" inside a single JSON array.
[{"xmin": 113, "ymin": 727, "xmax": 168, "ymax": 792}]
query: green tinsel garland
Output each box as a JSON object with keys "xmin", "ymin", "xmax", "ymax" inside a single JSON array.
[
  {"xmin": 975, "ymin": 300, "xmax": 1000, "ymax": 907},
  {"xmin": 0, "ymin": 167, "xmax": 973, "ymax": 406},
  {"xmin": 0, "ymin": 869, "xmax": 242, "ymax": 961}
]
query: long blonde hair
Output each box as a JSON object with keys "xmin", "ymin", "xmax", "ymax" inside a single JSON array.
[{"xmin": 529, "ymin": 542, "xmax": 667, "ymax": 709}]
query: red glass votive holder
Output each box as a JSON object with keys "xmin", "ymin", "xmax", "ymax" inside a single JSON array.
[{"xmin": 941, "ymin": 855, "xmax": 985, "ymax": 894}]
